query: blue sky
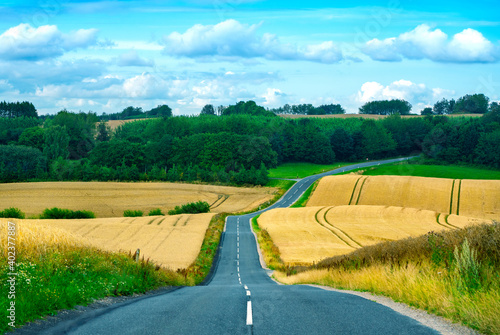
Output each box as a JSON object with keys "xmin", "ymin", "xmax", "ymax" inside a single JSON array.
[{"xmin": 0, "ymin": 0, "xmax": 499, "ymax": 115}]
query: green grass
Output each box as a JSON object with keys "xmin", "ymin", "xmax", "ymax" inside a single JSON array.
[
  {"xmin": 0, "ymin": 247, "xmax": 184, "ymax": 334},
  {"xmin": 251, "ymin": 215, "xmax": 285, "ymax": 271},
  {"xmin": 291, "ymin": 181, "xmax": 318, "ymax": 208},
  {"xmin": 265, "ymin": 179, "xmax": 296, "ymax": 189},
  {"xmin": 268, "ymin": 162, "xmax": 351, "ymax": 179},
  {"xmin": 359, "ymin": 164, "xmax": 500, "ymax": 180},
  {"xmin": 179, "ymin": 213, "xmax": 226, "ymax": 284}
]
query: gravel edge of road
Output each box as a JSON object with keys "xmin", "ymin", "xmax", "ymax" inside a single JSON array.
[{"xmin": 307, "ymin": 284, "xmax": 481, "ymax": 335}]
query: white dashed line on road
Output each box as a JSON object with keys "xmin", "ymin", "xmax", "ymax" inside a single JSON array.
[{"xmin": 246, "ymin": 301, "xmax": 253, "ymax": 326}]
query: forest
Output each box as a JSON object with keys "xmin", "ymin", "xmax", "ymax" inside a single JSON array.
[{"xmin": 0, "ymin": 97, "xmax": 499, "ymax": 185}]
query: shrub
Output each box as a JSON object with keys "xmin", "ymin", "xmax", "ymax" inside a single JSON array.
[
  {"xmin": 124, "ymin": 210, "xmax": 143, "ymax": 217},
  {"xmin": 148, "ymin": 208, "xmax": 164, "ymax": 216},
  {"xmin": 168, "ymin": 201, "xmax": 210, "ymax": 215},
  {"xmin": 0, "ymin": 207, "xmax": 25, "ymax": 219},
  {"xmin": 40, "ymin": 207, "xmax": 95, "ymax": 219}
]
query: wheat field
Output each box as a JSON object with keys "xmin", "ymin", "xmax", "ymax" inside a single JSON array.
[
  {"xmin": 0, "ymin": 182, "xmax": 276, "ymax": 218},
  {"xmin": 258, "ymin": 206, "xmax": 489, "ymax": 265},
  {"xmin": 307, "ymin": 175, "xmax": 500, "ymax": 220},
  {"xmin": 0, "ymin": 219, "xmax": 89, "ymax": 260},
  {"xmin": 12, "ymin": 213, "xmax": 214, "ymax": 270}
]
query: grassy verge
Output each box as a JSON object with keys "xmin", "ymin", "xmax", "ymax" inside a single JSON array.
[
  {"xmin": 250, "ymin": 215, "xmax": 285, "ymax": 271},
  {"xmin": 273, "ymin": 223, "xmax": 500, "ymax": 334},
  {"xmin": 0, "ymin": 221, "xmax": 185, "ymax": 333},
  {"xmin": 354, "ymin": 163, "xmax": 500, "ymax": 180},
  {"xmin": 268, "ymin": 162, "xmax": 351, "ymax": 179},
  {"xmin": 180, "ymin": 213, "xmax": 227, "ymax": 285},
  {"xmin": 290, "ymin": 181, "xmax": 318, "ymax": 208}
]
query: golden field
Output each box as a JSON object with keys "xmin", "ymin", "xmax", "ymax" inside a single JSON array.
[
  {"xmin": 307, "ymin": 175, "xmax": 500, "ymax": 220},
  {"xmin": 258, "ymin": 206, "xmax": 489, "ymax": 266},
  {"xmin": 0, "ymin": 219, "xmax": 89, "ymax": 259},
  {"xmin": 9, "ymin": 214, "xmax": 214, "ymax": 270},
  {"xmin": 106, "ymin": 119, "xmax": 148, "ymax": 130},
  {"xmin": 0, "ymin": 182, "xmax": 276, "ymax": 218}
]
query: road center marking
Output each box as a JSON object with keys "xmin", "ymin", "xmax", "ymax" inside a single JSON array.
[{"xmin": 246, "ymin": 301, "xmax": 253, "ymax": 326}]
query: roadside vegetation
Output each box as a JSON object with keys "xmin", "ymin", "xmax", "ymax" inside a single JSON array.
[
  {"xmin": 0, "ymin": 221, "xmax": 186, "ymax": 334},
  {"xmin": 0, "ymin": 212, "xmax": 226, "ymax": 332},
  {"xmin": 290, "ymin": 181, "xmax": 318, "ymax": 208},
  {"xmin": 251, "ymin": 216, "xmax": 285, "ymax": 271},
  {"xmin": 40, "ymin": 207, "xmax": 95, "ymax": 219},
  {"xmin": 123, "ymin": 210, "xmax": 143, "ymax": 217},
  {"xmin": 273, "ymin": 223, "xmax": 500, "ymax": 335},
  {"xmin": 0, "ymin": 208, "xmax": 25, "ymax": 219},
  {"xmin": 268, "ymin": 162, "xmax": 350, "ymax": 179},
  {"xmin": 168, "ymin": 201, "xmax": 210, "ymax": 215}
]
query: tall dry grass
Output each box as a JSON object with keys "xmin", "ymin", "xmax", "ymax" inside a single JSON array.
[
  {"xmin": 0, "ymin": 220, "xmax": 185, "ymax": 333},
  {"xmin": 274, "ymin": 223, "xmax": 500, "ymax": 334}
]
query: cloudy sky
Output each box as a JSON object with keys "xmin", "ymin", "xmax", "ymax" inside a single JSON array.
[{"xmin": 1, "ymin": 0, "xmax": 499, "ymax": 115}]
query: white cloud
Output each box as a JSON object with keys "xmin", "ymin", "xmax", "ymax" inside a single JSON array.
[
  {"xmin": 0, "ymin": 23, "xmax": 99, "ymax": 61},
  {"xmin": 262, "ymin": 88, "xmax": 286, "ymax": 106},
  {"xmin": 162, "ymin": 19, "xmax": 343, "ymax": 63},
  {"xmin": 356, "ymin": 79, "xmax": 454, "ymax": 112},
  {"xmin": 363, "ymin": 24, "xmax": 498, "ymax": 63}
]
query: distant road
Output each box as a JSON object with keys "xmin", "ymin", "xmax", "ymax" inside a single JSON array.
[{"xmin": 39, "ymin": 156, "xmax": 440, "ymax": 335}]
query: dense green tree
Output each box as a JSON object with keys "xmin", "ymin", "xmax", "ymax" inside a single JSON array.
[
  {"xmin": 89, "ymin": 140, "xmax": 145, "ymax": 169},
  {"xmin": 18, "ymin": 126, "xmax": 45, "ymax": 150},
  {"xmin": 359, "ymin": 99, "xmax": 412, "ymax": 115},
  {"xmin": 421, "ymin": 107, "xmax": 433, "ymax": 116},
  {"xmin": 200, "ymin": 104, "xmax": 216, "ymax": 116},
  {"xmin": 96, "ymin": 121, "xmax": 111, "ymax": 142},
  {"xmin": 359, "ymin": 120, "xmax": 397, "ymax": 158},
  {"xmin": 0, "ymin": 101, "xmax": 37, "ymax": 118},
  {"xmin": 314, "ymin": 104, "xmax": 345, "ymax": 115},
  {"xmin": 330, "ymin": 128, "xmax": 354, "ymax": 161},
  {"xmin": 43, "ymin": 126, "xmax": 70, "ymax": 161},
  {"xmin": 433, "ymin": 98, "xmax": 455, "ymax": 115},
  {"xmin": 147, "ymin": 105, "xmax": 172, "ymax": 118},
  {"xmin": 474, "ymin": 130, "xmax": 500, "ymax": 168},
  {"xmin": 51, "ymin": 110, "xmax": 97, "ymax": 159},
  {"xmin": 0, "ymin": 145, "xmax": 46, "ymax": 181},
  {"xmin": 222, "ymin": 101, "xmax": 275, "ymax": 117},
  {"xmin": 453, "ymin": 94, "xmax": 489, "ymax": 114},
  {"xmin": 121, "ymin": 106, "xmax": 144, "ymax": 119}
]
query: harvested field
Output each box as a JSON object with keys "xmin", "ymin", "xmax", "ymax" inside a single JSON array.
[
  {"xmin": 459, "ymin": 179, "xmax": 500, "ymax": 220},
  {"xmin": 0, "ymin": 182, "xmax": 277, "ymax": 218},
  {"xmin": 258, "ymin": 207, "xmax": 355, "ymax": 265},
  {"xmin": 106, "ymin": 119, "xmax": 148, "ymax": 130},
  {"xmin": 307, "ymin": 175, "xmax": 500, "ymax": 220},
  {"xmin": 258, "ymin": 206, "xmax": 489, "ymax": 265},
  {"xmin": 18, "ymin": 213, "xmax": 214, "ymax": 270}
]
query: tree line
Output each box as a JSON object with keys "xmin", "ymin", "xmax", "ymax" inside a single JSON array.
[{"xmin": 1, "ymin": 97, "xmax": 499, "ymax": 184}]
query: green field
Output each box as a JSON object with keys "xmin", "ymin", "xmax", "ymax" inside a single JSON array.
[
  {"xmin": 360, "ymin": 164, "xmax": 500, "ymax": 180},
  {"xmin": 268, "ymin": 162, "xmax": 350, "ymax": 179}
]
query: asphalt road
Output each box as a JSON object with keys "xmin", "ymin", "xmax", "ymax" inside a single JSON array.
[{"xmin": 41, "ymin": 157, "xmax": 440, "ymax": 335}]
